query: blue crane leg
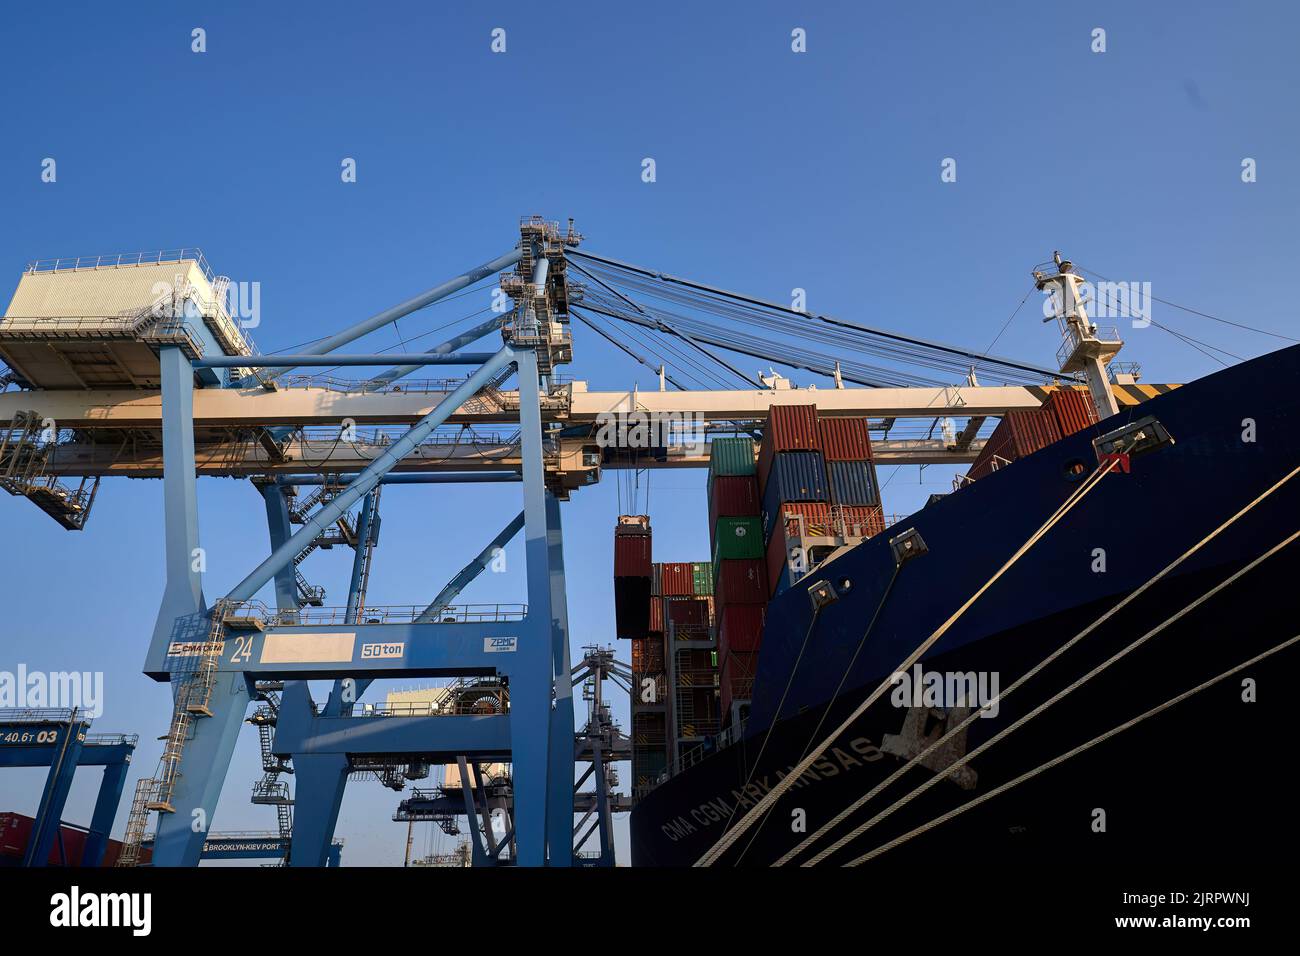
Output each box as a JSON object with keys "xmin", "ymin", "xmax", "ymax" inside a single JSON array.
[
  {"xmin": 509, "ymin": 347, "xmax": 561, "ymax": 866},
  {"xmin": 150, "ymin": 346, "xmax": 252, "ymax": 866},
  {"xmin": 544, "ymin": 492, "xmax": 576, "ymax": 866},
  {"xmin": 345, "ymin": 489, "xmax": 378, "ymax": 622},
  {"xmin": 261, "ymin": 484, "xmax": 300, "ymax": 617},
  {"xmin": 23, "ymin": 720, "xmax": 86, "ymax": 867},
  {"xmin": 82, "ymin": 758, "xmax": 130, "ymax": 866},
  {"xmin": 287, "ymin": 752, "xmax": 349, "ymax": 867},
  {"xmin": 146, "ymin": 346, "xmax": 205, "ymax": 673}
]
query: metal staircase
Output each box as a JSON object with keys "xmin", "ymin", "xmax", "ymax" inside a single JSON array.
[
  {"xmin": 294, "ymin": 569, "xmax": 325, "ymax": 606},
  {"xmin": 117, "ymin": 603, "xmax": 230, "ymax": 865},
  {"xmin": 249, "ymin": 684, "xmax": 294, "ymax": 843},
  {"xmin": 0, "ymin": 410, "xmax": 100, "ymax": 529}
]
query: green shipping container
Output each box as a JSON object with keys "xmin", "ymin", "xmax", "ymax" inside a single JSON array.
[
  {"xmin": 708, "ymin": 437, "xmax": 756, "ymax": 479},
  {"xmin": 692, "ymin": 562, "xmax": 713, "ymax": 595},
  {"xmin": 711, "ymin": 517, "xmax": 764, "ymax": 578}
]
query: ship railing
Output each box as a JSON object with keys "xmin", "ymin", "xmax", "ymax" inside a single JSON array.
[
  {"xmin": 1107, "ymin": 361, "xmax": 1143, "ymax": 382},
  {"xmin": 1056, "ymin": 324, "xmax": 1123, "ymax": 368}
]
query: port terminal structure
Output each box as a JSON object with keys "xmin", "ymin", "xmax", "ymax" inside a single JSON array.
[
  {"xmin": 0, "ymin": 220, "xmax": 1141, "ymax": 866},
  {"xmin": 0, "ymin": 708, "xmax": 138, "ymax": 867}
]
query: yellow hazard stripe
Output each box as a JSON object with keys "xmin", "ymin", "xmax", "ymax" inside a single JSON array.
[{"xmin": 1110, "ymin": 383, "xmax": 1182, "ymax": 406}]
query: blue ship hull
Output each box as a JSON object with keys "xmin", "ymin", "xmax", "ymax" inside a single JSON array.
[{"xmin": 630, "ymin": 344, "xmax": 1300, "ymax": 866}]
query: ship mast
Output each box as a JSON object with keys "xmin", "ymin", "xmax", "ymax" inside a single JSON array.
[{"xmin": 1035, "ymin": 252, "xmax": 1122, "ymax": 419}]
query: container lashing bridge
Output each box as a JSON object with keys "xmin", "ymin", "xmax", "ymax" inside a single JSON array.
[{"xmin": 0, "ymin": 218, "xmax": 1144, "ymax": 866}]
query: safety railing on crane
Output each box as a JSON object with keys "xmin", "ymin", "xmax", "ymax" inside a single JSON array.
[
  {"xmin": 222, "ymin": 600, "xmax": 528, "ymax": 627},
  {"xmin": 26, "ymin": 248, "xmax": 217, "ymax": 280}
]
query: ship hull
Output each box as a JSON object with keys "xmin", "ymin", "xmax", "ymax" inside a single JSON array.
[{"xmin": 630, "ymin": 344, "xmax": 1300, "ymax": 867}]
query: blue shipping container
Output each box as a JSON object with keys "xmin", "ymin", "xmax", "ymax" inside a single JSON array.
[
  {"xmin": 761, "ymin": 450, "xmax": 829, "ymax": 539},
  {"xmin": 827, "ymin": 459, "xmax": 878, "ymax": 507}
]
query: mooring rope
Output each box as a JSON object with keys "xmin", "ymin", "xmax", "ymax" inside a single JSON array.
[
  {"xmin": 842, "ymin": 631, "xmax": 1300, "ymax": 866},
  {"xmin": 805, "ymin": 523, "xmax": 1300, "ymax": 865},
  {"xmin": 777, "ymin": 462, "xmax": 1300, "ymax": 866},
  {"xmin": 695, "ymin": 447, "xmax": 1127, "ymax": 866}
]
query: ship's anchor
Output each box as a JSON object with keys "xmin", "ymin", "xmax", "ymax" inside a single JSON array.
[{"xmin": 882, "ymin": 706, "xmax": 979, "ymax": 790}]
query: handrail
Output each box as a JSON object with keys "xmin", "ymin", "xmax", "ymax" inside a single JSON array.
[
  {"xmin": 225, "ymin": 601, "xmax": 527, "ymax": 627},
  {"xmin": 25, "ymin": 248, "xmax": 215, "ymax": 283},
  {"xmin": 0, "ymin": 707, "xmax": 88, "ymax": 724}
]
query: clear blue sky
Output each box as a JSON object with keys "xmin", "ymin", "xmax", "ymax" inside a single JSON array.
[{"xmin": 1, "ymin": 1, "xmax": 1295, "ymax": 865}]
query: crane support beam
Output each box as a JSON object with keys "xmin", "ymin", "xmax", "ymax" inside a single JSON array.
[
  {"xmin": 0, "ymin": 383, "xmax": 1059, "ymax": 427},
  {"xmin": 367, "ymin": 315, "xmax": 505, "ymax": 389},
  {"xmin": 270, "ymin": 248, "xmax": 522, "ymax": 372},
  {"xmin": 39, "ymin": 436, "xmax": 986, "ymax": 478},
  {"xmin": 196, "ymin": 352, "xmax": 496, "ymax": 368}
]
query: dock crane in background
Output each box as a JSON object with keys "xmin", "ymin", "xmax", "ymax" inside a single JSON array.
[
  {"xmin": 0, "ymin": 217, "xmax": 1160, "ymax": 865},
  {"xmin": 391, "ymin": 646, "xmax": 630, "ymax": 867}
]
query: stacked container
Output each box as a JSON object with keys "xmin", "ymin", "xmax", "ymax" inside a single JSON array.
[
  {"xmin": 619, "ymin": 517, "xmax": 668, "ymax": 800},
  {"xmin": 759, "ymin": 405, "xmax": 828, "ymax": 601},
  {"xmin": 820, "ymin": 416, "xmax": 886, "ymax": 542},
  {"xmin": 708, "ymin": 437, "xmax": 769, "ymax": 725},
  {"xmin": 965, "ymin": 388, "xmax": 1095, "ymax": 482},
  {"xmin": 635, "ymin": 557, "xmax": 722, "ymax": 794},
  {"xmin": 761, "ymin": 412, "xmax": 886, "ymax": 597}
]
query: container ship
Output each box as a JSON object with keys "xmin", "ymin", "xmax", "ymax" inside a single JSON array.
[{"xmin": 623, "ymin": 262, "xmax": 1300, "ymax": 867}]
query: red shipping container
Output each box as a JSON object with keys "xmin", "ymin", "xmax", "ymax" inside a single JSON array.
[
  {"xmin": 708, "ymin": 475, "xmax": 761, "ymax": 529},
  {"xmin": 1044, "ymin": 388, "xmax": 1098, "ymax": 436},
  {"xmin": 1004, "ymin": 407, "xmax": 1062, "ymax": 456},
  {"xmin": 667, "ymin": 597, "xmax": 710, "ymax": 627},
  {"xmin": 649, "ymin": 595, "xmax": 664, "ymax": 634},
  {"xmin": 659, "ymin": 562, "xmax": 696, "ymax": 596},
  {"xmin": 965, "ymin": 406, "xmax": 1063, "ymax": 482},
  {"xmin": 719, "ymin": 604, "xmax": 765, "ymax": 654},
  {"xmin": 818, "ymin": 417, "xmax": 873, "ymax": 461},
  {"xmin": 965, "ymin": 422, "xmax": 1017, "ymax": 481},
  {"xmin": 0, "ymin": 812, "xmax": 90, "ymax": 865},
  {"xmin": 613, "ymin": 532, "xmax": 652, "ymax": 578},
  {"xmin": 758, "ymin": 403, "xmax": 821, "ymax": 493},
  {"xmin": 836, "ymin": 505, "xmax": 886, "ymax": 538},
  {"xmin": 714, "ymin": 558, "xmax": 768, "ymax": 605},
  {"xmin": 766, "ymin": 404, "xmax": 820, "ymax": 450}
]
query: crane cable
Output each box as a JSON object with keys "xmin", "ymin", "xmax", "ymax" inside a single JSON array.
[
  {"xmin": 778, "ymin": 459, "xmax": 1300, "ymax": 866},
  {"xmin": 694, "ymin": 443, "xmax": 1129, "ymax": 866},
  {"xmin": 845, "ymin": 630, "xmax": 1300, "ymax": 867},
  {"xmin": 1073, "ymin": 264, "xmax": 1299, "ymax": 344}
]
